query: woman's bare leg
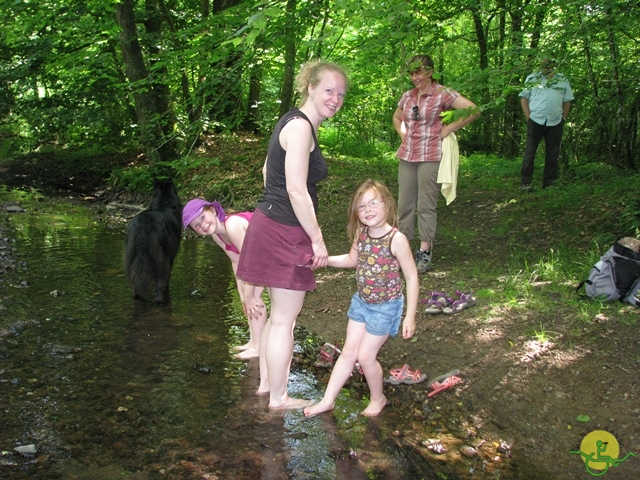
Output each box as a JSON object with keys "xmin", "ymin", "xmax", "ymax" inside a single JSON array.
[{"xmin": 265, "ymin": 287, "xmax": 311, "ymax": 410}]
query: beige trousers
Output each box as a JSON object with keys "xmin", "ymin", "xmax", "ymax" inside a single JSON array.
[{"xmin": 397, "ymin": 160, "xmax": 441, "ymax": 245}]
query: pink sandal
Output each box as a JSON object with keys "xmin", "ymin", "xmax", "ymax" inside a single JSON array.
[
  {"xmin": 314, "ymin": 343, "xmax": 341, "ymax": 367},
  {"xmin": 427, "ymin": 370, "xmax": 463, "ymax": 397},
  {"xmin": 386, "ymin": 364, "xmax": 428, "ymax": 385}
]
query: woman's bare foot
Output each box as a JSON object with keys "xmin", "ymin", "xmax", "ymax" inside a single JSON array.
[
  {"xmin": 235, "ymin": 347, "xmax": 259, "ymax": 360},
  {"xmin": 268, "ymin": 396, "xmax": 314, "ymax": 411},
  {"xmin": 361, "ymin": 395, "xmax": 387, "ymax": 417},
  {"xmin": 232, "ymin": 342, "xmax": 251, "ymax": 352},
  {"xmin": 255, "ymin": 387, "xmax": 270, "ymax": 396},
  {"xmin": 303, "ymin": 400, "xmax": 335, "ymax": 418}
]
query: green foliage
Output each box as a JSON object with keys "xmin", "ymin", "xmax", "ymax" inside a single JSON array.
[
  {"xmin": 2, "ymin": 0, "xmax": 640, "ymax": 170},
  {"xmin": 108, "ymin": 161, "xmax": 181, "ymax": 193}
]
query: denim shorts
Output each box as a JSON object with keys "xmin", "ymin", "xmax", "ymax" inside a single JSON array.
[{"xmin": 347, "ymin": 293, "xmax": 403, "ymax": 338}]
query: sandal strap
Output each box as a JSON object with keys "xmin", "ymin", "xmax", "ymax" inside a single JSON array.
[
  {"xmin": 390, "ymin": 364, "xmax": 423, "ymax": 381},
  {"xmin": 389, "ymin": 364, "xmax": 410, "ymax": 380}
]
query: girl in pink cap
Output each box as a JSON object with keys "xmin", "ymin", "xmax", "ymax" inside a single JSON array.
[{"xmin": 182, "ymin": 199, "xmax": 266, "ymax": 361}]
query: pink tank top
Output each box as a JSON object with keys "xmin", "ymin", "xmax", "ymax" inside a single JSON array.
[{"xmin": 217, "ymin": 211, "xmax": 253, "ymax": 254}]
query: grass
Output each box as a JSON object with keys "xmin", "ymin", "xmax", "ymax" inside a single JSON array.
[{"xmin": 532, "ymin": 321, "xmax": 557, "ymax": 343}]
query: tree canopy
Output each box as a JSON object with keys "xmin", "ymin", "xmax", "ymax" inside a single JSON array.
[{"xmin": 2, "ymin": 0, "xmax": 639, "ymax": 168}]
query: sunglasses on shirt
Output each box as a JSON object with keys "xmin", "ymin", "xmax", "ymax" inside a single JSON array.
[{"xmin": 412, "ymin": 106, "xmax": 419, "ymax": 120}]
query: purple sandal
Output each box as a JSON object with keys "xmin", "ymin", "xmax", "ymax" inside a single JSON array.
[
  {"xmin": 421, "ymin": 291, "xmax": 452, "ymax": 314},
  {"xmin": 442, "ymin": 292, "xmax": 476, "ymax": 314}
]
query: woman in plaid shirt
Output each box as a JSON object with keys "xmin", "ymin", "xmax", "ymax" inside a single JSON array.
[{"xmin": 392, "ymin": 54, "xmax": 480, "ymax": 274}]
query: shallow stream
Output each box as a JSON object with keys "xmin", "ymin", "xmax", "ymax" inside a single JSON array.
[{"xmin": 0, "ymin": 188, "xmax": 444, "ymax": 479}]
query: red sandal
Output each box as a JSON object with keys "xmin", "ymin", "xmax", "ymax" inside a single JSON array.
[
  {"xmin": 385, "ymin": 364, "xmax": 428, "ymax": 385},
  {"xmin": 314, "ymin": 343, "xmax": 341, "ymax": 368},
  {"xmin": 427, "ymin": 370, "xmax": 463, "ymax": 397}
]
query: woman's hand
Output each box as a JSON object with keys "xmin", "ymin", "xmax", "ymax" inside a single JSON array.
[
  {"xmin": 440, "ymin": 124, "xmax": 452, "ymax": 139},
  {"xmin": 311, "ymin": 239, "xmax": 328, "ymax": 270}
]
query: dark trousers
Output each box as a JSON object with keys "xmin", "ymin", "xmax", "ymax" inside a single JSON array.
[{"xmin": 521, "ymin": 118, "xmax": 565, "ymax": 187}]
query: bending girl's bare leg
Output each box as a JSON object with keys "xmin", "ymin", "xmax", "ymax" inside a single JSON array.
[
  {"xmin": 357, "ymin": 332, "xmax": 389, "ymax": 417},
  {"xmin": 233, "ymin": 279, "xmax": 252, "ymax": 352},
  {"xmin": 266, "ymin": 288, "xmax": 312, "ymax": 410},
  {"xmin": 236, "ymin": 287, "xmax": 267, "ymax": 360},
  {"xmin": 304, "ymin": 320, "xmax": 365, "ymax": 417}
]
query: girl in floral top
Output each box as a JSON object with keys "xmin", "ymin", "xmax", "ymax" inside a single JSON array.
[{"xmin": 304, "ymin": 180, "xmax": 419, "ymax": 417}]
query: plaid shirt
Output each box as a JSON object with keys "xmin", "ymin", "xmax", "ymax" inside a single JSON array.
[{"xmin": 396, "ymin": 83, "xmax": 459, "ymax": 163}]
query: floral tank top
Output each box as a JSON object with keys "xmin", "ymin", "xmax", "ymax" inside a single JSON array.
[{"xmin": 356, "ymin": 226, "xmax": 402, "ymax": 304}]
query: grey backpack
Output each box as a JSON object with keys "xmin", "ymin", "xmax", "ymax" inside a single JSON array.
[
  {"xmin": 577, "ymin": 238, "xmax": 640, "ymax": 304},
  {"xmin": 624, "ymin": 277, "xmax": 640, "ymax": 307}
]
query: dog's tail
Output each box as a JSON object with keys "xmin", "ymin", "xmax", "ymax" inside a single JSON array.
[{"xmin": 124, "ymin": 227, "xmax": 163, "ymax": 301}]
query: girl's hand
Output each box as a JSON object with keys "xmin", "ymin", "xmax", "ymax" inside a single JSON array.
[
  {"xmin": 440, "ymin": 125, "xmax": 451, "ymax": 139},
  {"xmin": 243, "ymin": 296, "xmax": 265, "ymax": 321},
  {"xmin": 402, "ymin": 317, "xmax": 416, "ymax": 339}
]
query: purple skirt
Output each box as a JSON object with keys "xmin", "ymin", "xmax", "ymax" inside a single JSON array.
[{"xmin": 237, "ymin": 209, "xmax": 316, "ymax": 291}]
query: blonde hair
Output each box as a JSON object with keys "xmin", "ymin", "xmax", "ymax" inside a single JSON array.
[
  {"xmin": 296, "ymin": 60, "xmax": 348, "ymax": 106},
  {"xmin": 346, "ymin": 179, "xmax": 397, "ymax": 243}
]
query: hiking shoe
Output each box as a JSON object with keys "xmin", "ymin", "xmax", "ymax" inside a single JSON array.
[
  {"xmin": 414, "ymin": 249, "xmax": 431, "ymax": 274},
  {"xmin": 520, "ymin": 183, "xmax": 531, "ymax": 191}
]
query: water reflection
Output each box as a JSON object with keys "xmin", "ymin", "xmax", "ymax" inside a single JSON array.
[{"xmin": 0, "ymin": 189, "xmax": 438, "ymax": 479}]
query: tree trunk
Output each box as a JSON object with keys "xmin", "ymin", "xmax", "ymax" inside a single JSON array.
[
  {"xmin": 279, "ymin": 0, "xmax": 297, "ymax": 117},
  {"xmin": 245, "ymin": 60, "xmax": 262, "ymax": 132},
  {"xmin": 115, "ymin": 0, "xmax": 164, "ymax": 163},
  {"xmin": 469, "ymin": 4, "xmax": 490, "ymax": 152},
  {"xmin": 606, "ymin": 13, "xmax": 632, "ymax": 168},
  {"xmin": 143, "ymin": 0, "xmax": 177, "ymax": 160},
  {"xmin": 500, "ymin": 4, "xmax": 525, "ymax": 158}
]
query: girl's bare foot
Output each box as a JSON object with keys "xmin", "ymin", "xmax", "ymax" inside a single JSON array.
[
  {"xmin": 268, "ymin": 396, "xmax": 314, "ymax": 411},
  {"xmin": 235, "ymin": 347, "xmax": 259, "ymax": 360},
  {"xmin": 232, "ymin": 342, "xmax": 251, "ymax": 352},
  {"xmin": 303, "ymin": 400, "xmax": 335, "ymax": 418},
  {"xmin": 361, "ymin": 395, "xmax": 387, "ymax": 417}
]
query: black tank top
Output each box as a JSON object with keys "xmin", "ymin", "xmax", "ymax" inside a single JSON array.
[{"xmin": 257, "ymin": 108, "xmax": 328, "ymax": 226}]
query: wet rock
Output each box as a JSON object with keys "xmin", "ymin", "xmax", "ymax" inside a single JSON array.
[
  {"xmin": 8, "ymin": 321, "xmax": 27, "ymax": 333},
  {"xmin": 459, "ymin": 444, "xmax": 477, "ymax": 457},
  {"xmin": 422, "ymin": 439, "xmax": 446, "ymax": 454},
  {"xmin": 193, "ymin": 364, "xmax": 212, "ymax": 374},
  {"xmin": 5, "ymin": 205, "xmax": 26, "ymax": 213},
  {"xmin": 496, "ymin": 440, "xmax": 512, "ymax": 457},
  {"xmin": 49, "ymin": 344, "xmax": 82, "ymax": 354},
  {"xmin": 14, "ymin": 444, "xmax": 37, "ymax": 456}
]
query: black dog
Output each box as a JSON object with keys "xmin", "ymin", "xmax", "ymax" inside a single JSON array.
[{"xmin": 124, "ymin": 178, "xmax": 183, "ymax": 305}]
